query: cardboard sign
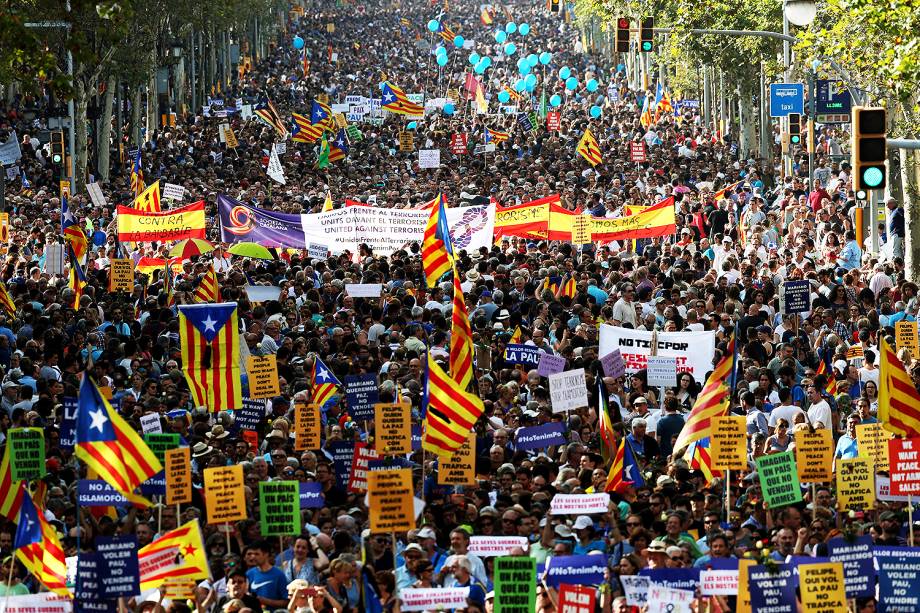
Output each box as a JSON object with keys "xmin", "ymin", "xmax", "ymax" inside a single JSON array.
[
  {"xmin": 140, "ymin": 412, "xmax": 162, "ymax": 434},
  {"xmin": 347, "ymin": 441, "xmax": 378, "ymax": 493},
  {"xmin": 571, "ymin": 215, "xmax": 592, "ymax": 244},
  {"xmin": 108, "ymin": 259, "xmax": 134, "ymax": 292},
  {"xmin": 895, "ymin": 320, "xmax": 919, "ymax": 358},
  {"xmin": 468, "ymin": 536, "xmax": 528, "ymax": 557},
  {"xmin": 203, "ymin": 465, "xmax": 247, "ymax": 524},
  {"xmin": 374, "ymin": 402, "xmax": 412, "ymax": 455},
  {"xmin": 294, "ymin": 400, "xmax": 321, "ymax": 450},
  {"xmin": 438, "ymin": 432, "xmax": 475, "ymax": 485},
  {"xmin": 162, "ymin": 183, "xmax": 186, "ymax": 201},
  {"xmin": 96, "ymin": 535, "xmax": 140, "ymax": 598},
  {"xmin": 224, "ymin": 126, "xmax": 239, "ymax": 148},
  {"xmin": 449, "ymin": 133, "xmax": 468, "ymax": 154},
  {"xmin": 757, "ymin": 451, "xmax": 803, "ymax": 508},
  {"xmin": 494, "ymin": 557, "xmax": 536, "ymax": 613},
  {"xmin": 144, "ymin": 433, "xmax": 179, "ymax": 464},
  {"xmin": 748, "ymin": 563, "xmax": 797, "ymax": 613},
  {"xmin": 549, "ymin": 493, "xmax": 610, "ymax": 515},
  {"xmin": 600, "ymin": 349, "xmax": 626, "ymax": 379},
  {"xmin": 400, "ymin": 588, "xmax": 470, "ymax": 612},
  {"xmin": 620, "ymin": 575, "xmax": 650, "ymax": 607},
  {"xmin": 86, "ymin": 182, "xmax": 108, "ymax": 208},
  {"xmin": 646, "ymin": 356, "xmax": 677, "ymax": 387},
  {"xmin": 711, "ymin": 415, "xmax": 747, "ymax": 470},
  {"xmin": 418, "ymin": 149, "xmax": 440, "ymax": 169},
  {"xmin": 368, "ymin": 468, "xmax": 414, "ymax": 531},
  {"xmin": 800, "ymin": 562, "xmax": 847, "ymax": 613},
  {"xmin": 557, "ymin": 584, "xmax": 595, "ymax": 613},
  {"xmin": 795, "ymin": 429, "xmax": 834, "ymax": 483},
  {"xmin": 700, "ymin": 570, "xmax": 738, "ymax": 596},
  {"xmin": 399, "ymin": 131, "xmax": 414, "ymax": 152},
  {"xmin": 648, "ymin": 585, "xmax": 693, "ymax": 613},
  {"xmin": 8, "ymin": 428, "xmax": 44, "ymax": 481},
  {"xmin": 165, "ymin": 447, "xmax": 192, "ymax": 505},
  {"xmin": 546, "ymin": 111, "xmax": 561, "ymax": 131},
  {"xmin": 344, "ymin": 374, "xmax": 379, "ymax": 421},
  {"xmin": 827, "ymin": 535, "xmax": 874, "ymax": 598},
  {"xmin": 857, "ymin": 422, "xmax": 891, "ymax": 470},
  {"xmin": 548, "ymin": 368, "xmax": 588, "ymax": 413},
  {"xmin": 537, "ymin": 353, "xmax": 566, "ymax": 376},
  {"xmin": 247, "ymin": 354, "xmax": 280, "ymax": 399},
  {"xmin": 888, "ymin": 437, "xmax": 920, "ymax": 495},
  {"xmin": 258, "ymin": 481, "xmax": 300, "ymax": 536},
  {"xmin": 629, "ymin": 141, "xmax": 647, "ymax": 163},
  {"xmin": 515, "ymin": 422, "xmax": 567, "ymax": 450},
  {"xmin": 836, "ymin": 457, "xmax": 874, "ymax": 510}
]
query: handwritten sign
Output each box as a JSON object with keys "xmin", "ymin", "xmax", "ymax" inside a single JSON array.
[
  {"xmin": 795, "ymin": 429, "xmax": 834, "ymax": 483},
  {"xmin": 836, "ymin": 457, "xmax": 875, "ymax": 510},
  {"xmin": 108, "ymin": 259, "xmax": 134, "ymax": 292},
  {"xmin": 246, "ymin": 354, "xmax": 280, "ymax": 399},
  {"xmin": 399, "ymin": 131, "xmax": 414, "ymax": 152},
  {"xmin": 165, "ymin": 447, "xmax": 191, "ymax": 505},
  {"xmin": 418, "ymin": 149, "xmax": 441, "ymax": 169},
  {"xmin": 757, "ymin": 451, "xmax": 803, "ymax": 508},
  {"xmin": 646, "ymin": 356, "xmax": 677, "ymax": 387},
  {"xmin": 438, "ymin": 432, "xmax": 475, "ymax": 486},
  {"xmin": 468, "ymin": 536, "xmax": 528, "ymax": 557},
  {"xmin": 375, "ymin": 402, "xmax": 412, "ymax": 455},
  {"xmin": 8, "ymin": 428, "xmax": 44, "ymax": 481},
  {"xmin": 549, "ymin": 368, "xmax": 588, "ymax": 413},
  {"xmin": 600, "ymin": 349, "xmax": 626, "ymax": 379},
  {"xmin": 258, "ymin": 481, "xmax": 300, "ymax": 536},
  {"xmin": 571, "ymin": 215, "xmax": 592, "ymax": 244},
  {"xmin": 368, "ymin": 468, "xmax": 414, "ymax": 531},
  {"xmin": 711, "ymin": 415, "xmax": 747, "ymax": 470},
  {"xmin": 537, "ymin": 353, "xmax": 566, "ymax": 376},
  {"xmin": 888, "ymin": 437, "xmax": 920, "ymax": 495},
  {"xmin": 203, "ymin": 465, "xmax": 247, "ymax": 524}
]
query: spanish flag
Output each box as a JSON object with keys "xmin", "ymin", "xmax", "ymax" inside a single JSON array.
[
  {"xmin": 576, "ymin": 128, "xmax": 602, "ymax": 166},
  {"xmin": 591, "ymin": 196, "xmax": 676, "ymax": 244}
]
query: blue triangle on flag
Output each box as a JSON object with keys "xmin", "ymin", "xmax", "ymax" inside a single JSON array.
[{"xmin": 178, "ymin": 303, "xmax": 237, "ymax": 342}]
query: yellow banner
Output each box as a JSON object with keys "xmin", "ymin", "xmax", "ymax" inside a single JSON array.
[{"xmin": 591, "ymin": 197, "xmax": 676, "ymax": 243}]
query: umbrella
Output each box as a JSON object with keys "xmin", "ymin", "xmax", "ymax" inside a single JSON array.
[
  {"xmin": 169, "ymin": 238, "xmax": 215, "ymax": 259},
  {"xmin": 227, "ymin": 242, "xmax": 275, "ymax": 260}
]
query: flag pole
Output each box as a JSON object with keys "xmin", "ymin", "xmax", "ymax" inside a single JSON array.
[
  {"xmin": 910, "ymin": 494, "xmax": 915, "ymax": 544},
  {"xmin": 725, "ymin": 469, "xmax": 730, "ymax": 524}
]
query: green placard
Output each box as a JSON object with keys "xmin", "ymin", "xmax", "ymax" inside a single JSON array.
[
  {"xmin": 258, "ymin": 481, "xmax": 300, "ymax": 536},
  {"xmin": 9, "ymin": 428, "xmax": 45, "ymax": 481},
  {"xmin": 494, "ymin": 556, "xmax": 535, "ymax": 613},
  {"xmin": 346, "ymin": 125, "xmax": 363, "ymax": 142},
  {"xmin": 144, "ymin": 433, "xmax": 180, "ymax": 464},
  {"xmin": 757, "ymin": 450, "xmax": 803, "ymax": 508}
]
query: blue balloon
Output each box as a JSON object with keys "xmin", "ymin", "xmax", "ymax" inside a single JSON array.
[
  {"xmin": 517, "ymin": 57, "xmax": 528, "ymax": 68},
  {"xmin": 505, "ymin": 22, "xmax": 517, "ymax": 33},
  {"xmin": 427, "ymin": 19, "xmax": 440, "ymax": 32},
  {"xmin": 617, "ymin": 63, "xmax": 625, "ymax": 73},
  {"xmin": 474, "ymin": 62, "xmax": 486, "ymax": 74},
  {"xmin": 527, "ymin": 53, "xmax": 538, "ymax": 67},
  {"xmin": 469, "ymin": 52, "xmax": 481, "ymax": 65},
  {"xmin": 525, "ymin": 80, "xmax": 535, "ymax": 92},
  {"xmin": 565, "ymin": 77, "xmax": 578, "ymax": 91},
  {"xmin": 559, "ymin": 66, "xmax": 571, "ymax": 80},
  {"xmin": 453, "ymin": 35, "xmax": 465, "ymax": 48},
  {"xmin": 519, "ymin": 23, "xmax": 531, "ymax": 36},
  {"xmin": 407, "ymin": 121, "xmax": 417, "ymax": 130},
  {"xmin": 524, "ymin": 73, "xmax": 537, "ymax": 88},
  {"xmin": 437, "ymin": 54, "xmax": 448, "ymax": 66},
  {"xmin": 518, "ymin": 64, "xmax": 531, "ymax": 76},
  {"xmin": 590, "ymin": 105, "xmax": 602, "ymax": 118},
  {"xmin": 514, "ymin": 79, "xmax": 526, "ymax": 92},
  {"xmin": 498, "ymin": 90, "xmax": 511, "ymax": 103},
  {"xmin": 444, "ymin": 103, "xmax": 455, "ymax": 115},
  {"xmin": 495, "ymin": 30, "xmax": 507, "ymax": 43},
  {"xmin": 292, "ymin": 36, "xmax": 304, "ymax": 50},
  {"xmin": 436, "ymin": 46, "xmax": 447, "ymax": 56},
  {"xmin": 539, "ymin": 52, "xmax": 552, "ymax": 65},
  {"xmin": 550, "ymin": 94, "xmax": 562, "ymax": 107},
  {"xmin": 504, "ymin": 42, "xmax": 517, "ymax": 55},
  {"xmin": 586, "ymin": 79, "xmax": 599, "ymax": 92},
  {"xmin": 481, "ymin": 56, "xmax": 492, "ymax": 68}
]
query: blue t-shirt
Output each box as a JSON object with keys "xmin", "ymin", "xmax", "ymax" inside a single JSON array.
[
  {"xmin": 246, "ymin": 565, "xmax": 288, "ymax": 602},
  {"xmin": 834, "ymin": 434, "xmax": 859, "ymax": 459}
]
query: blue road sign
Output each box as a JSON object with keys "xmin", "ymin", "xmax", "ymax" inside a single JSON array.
[
  {"xmin": 816, "ymin": 79, "xmax": 852, "ymax": 114},
  {"xmin": 770, "ymin": 83, "xmax": 804, "ymax": 117}
]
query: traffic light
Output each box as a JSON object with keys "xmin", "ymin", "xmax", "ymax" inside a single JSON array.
[
  {"xmin": 851, "ymin": 106, "xmax": 887, "ymax": 192},
  {"xmin": 640, "ymin": 17, "xmax": 654, "ymax": 52},
  {"xmin": 50, "ymin": 131, "xmax": 64, "ymax": 165},
  {"xmin": 788, "ymin": 113, "xmax": 801, "ymax": 146},
  {"xmin": 615, "ymin": 17, "xmax": 630, "ymax": 53}
]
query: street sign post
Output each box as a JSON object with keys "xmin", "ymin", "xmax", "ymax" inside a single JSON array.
[
  {"xmin": 770, "ymin": 83, "xmax": 804, "ymax": 117},
  {"xmin": 816, "ymin": 79, "xmax": 852, "ymax": 124}
]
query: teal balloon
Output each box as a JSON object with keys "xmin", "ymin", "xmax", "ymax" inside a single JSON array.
[
  {"xmin": 474, "ymin": 62, "xmax": 486, "ymax": 74},
  {"xmin": 481, "ymin": 56, "xmax": 492, "ymax": 68},
  {"xmin": 525, "ymin": 80, "xmax": 535, "ymax": 92},
  {"xmin": 559, "ymin": 66, "xmax": 571, "ymax": 80},
  {"xmin": 498, "ymin": 90, "xmax": 511, "ymax": 103},
  {"xmin": 436, "ymin": 46, "xmax": 447, "ymax": 56},
  {"xmin": 519, "ymin": 23, "xmax": 531, "ymax": 36},
  {"xmin": 505, "ymin": 22, "xmax": 517, "ymax": 33},
  {"xmin": 518, "ymin": 64, "xmax": 531, "ymax": 76},
  {"xmin": 586, "ymin": 79, "xmax": 599, "ymax": 92},
  {"xmin": 504, "ymin": 42, "xmax": 516, "ymax": 55},
  {"xmin": 514, "ymin": 79, "xmax": 526, "ymax": 92},
  {"xmin": 524, "ymin": 73, "xmax": 537, "ymax": 88},
  {"xmin": 437, "ymin": 54, "xmax": 448, "ymax": 66},
  {"xmin": 495, "ymin": 30, "xmax": 507, "ymax": 43},
  {"xmin": 292, "ymin": 36, "xmax": 304, "ymax": 50},
  {"xmin": 427, "ymin": 19, "xmax": 440, "ymax": 32},
  {"xmin": 590, "ymin": 105, "xmax": 602, "ymax": 118},
  {"xmin": 469, "ymin": 52, "xmax": 480, "ymax": 65},
  {"xmin": 453, "ymin": 35, "xmax": 465, "ymax": 48},
  {"xmin": 407, "ymin": 121, "xmax": 417, "ymax": 129},
  {"xmin": 444, "ymin": 103, "xmax": 455, "ymax": 115},
  {"xmin": 527, "ymin": 53, "xmax": 538, "ymax": 67},
  {"xmin": 565, "ymin": 76, "xmax": 578, "ymax": 90},
  {"xmin": 550, "ymin": 94, "xmax": 562, "ymax": 107},
  {"xmin": 539, "ymin": 52, "xmax": 552, "ymax": 65}
]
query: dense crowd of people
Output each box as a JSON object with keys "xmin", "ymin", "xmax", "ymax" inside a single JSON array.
[{"xmin": 0, "ymin": 0, "xmax": 915, "ymax": 611}]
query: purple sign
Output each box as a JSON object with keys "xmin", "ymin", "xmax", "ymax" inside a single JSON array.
[
  {"xmin": 601, "ymin": 349, "xmax": 626, "ymax": 379},
  {"xmin": 326, "ymin": 441, "xmax": 355, "ymax": 489},
  {"xmin": 544, "ymin": 554, "xmax": 607, "ymax": 587},
  {"xmin": 827, "ymin": 535, "xmax": 874, "ymax": 598},
  {"xmin": 748, "ymin": 564, "xmax": 797, "ymax": 613},
  {"xmin": 218, "ymin": 194, "xmax": 306, "ymax": 247},
  {"xmin": 537, "ymin": 353, "xmax": 566, "ymax": 377},
  {"xmin": 299, "ymin": 482, "xmax": 325, "ymax": 509},
  {"xmin": 515, "ymin": 422, "xmax": 567, "ymax": 451}
]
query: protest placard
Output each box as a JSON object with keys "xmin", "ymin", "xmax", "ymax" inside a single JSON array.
[
  {"xmin": 782, "ymin": 280, "xmax": 811, "ymax": 314},
  {"xmin": 438, "ymin": 432, "xmax": 475, "ymax": 485},
  {"xmin": 77, "ymin": 480, "xmax": 129, "ymax": 507},
  {"xmin": 96, "ymin": 535, "xmax": 140, "ymax": 598},
  {"xmin": 748, "ymin": 564, "xmax": 797, "ymax": 613},
  {"xmin": 549, "ymin": 368, "xmax": 588, "ymax": 413},
  {"xmin": 140, "ymin": 412, "xmax": 162, "ymax": 434},
  {"xmin": 345, "ymin": 283, "xmax": 382, "ymax": 298},
  {"xmin": 328, "ymin": 440, "xmax": 355, "ymax": 488},
  {"xmin": 836, "ymin": 457, "xmax": 875, "ymax": 510},
  {"xmin": 8, "ymin": 428, "xmax": 44, "ymax": 481},
  {"xmin": 418, "ymin": 149, "xmax": 440, "ymax": 169},
  {"xmin": 620, "ymin": 576, "xmax": 649, "ymax": 607},
  {"xmin": 700, "ymin": 570, "xmax": 738, "ymax": 595},
  {"xmin": 86, "ymin": 182, "xmax": 108, "ymax": 208},
  {"xmin": 299, "ymin": 482, "xmax": 325, "ymax": 509},
  {"xmin": 571, "ymin": 215, "xmax": 592, "ymax": 244},
  {"xmin": 799, "ymin": 562, "xmax": 847, "ymax": 613},
  {"xmin": 857, "ymin": 422, "xmax": 891, "ymax": 470},
  {"xmin": 795, "ymin": 429, "xmax": 833, "ymax": 483},
  {"xmin": 345, "ymin": 373, "xmax": 378, "ymax": 421},
  {"xmin": 374, "ymin": 402, "xmax": 412, "ymax": 455},
  {"xmin": 468, "ymin": 536, "xmax": 528, "ymax": 557},
  {"xmin": 258, "ymin": 481, "xmax": 300, "ymax": 536},
  {"xmin": 503, "ymin": 343, "xmax": 541, "ymax": 367},
  {"xmin": 600, "ymin": 349, "xmax": 626, "ymax": 379},
  {"xmin": 144, "ymin": 433, "xmax": 179, "ymax": 464},
  {"xmin": 888, "ymin": 437, "xmax": 920, "ymax": 495},
  {"xmin": 368, "ymin": 468, "xmax": 414, "ymax": 531},
  {"xmin": 294, "ymin": 400, "xmax": 321, "ymax": 450},
  {"xmin": 549, "ymin": 493, "xmax": 610, "ymax": 515},
  {"xmin": 162, "ymin": 182, "xmax": 186, "ymax": 201},
  {"xmin": 711, "ymin": 415, "xmax": 747, "ymax": 470},
  {"xmin": 75, "ymin": 550, "xmax": 114, "ymax": 610},
  {"xmin": 557, "ymin": 585, "xmax": 595, "ymax": 613},
  {"xmin": 347, "ymin": 442, "xmax": 378, "ymax": 493},
  {"xmin": 736, "ymin": 558, "xmax": 754, "ymax": 613},
  {"xmin": 108, "ymin": 259, "xmax": 134, "ymax": 292},
  {"xmin": 827, "ymin": 535, "xmax": 874, "ymax": 598},
  {"xmin": 874, "ymin": 546, "xmax": 920, "ymax": 613},
  {"xmin": 400, "ymin": 588, "xmax": 470, "ymax": 612},
  {"xmin": 204, "ymin": 465, "xmax": 247, "ymax": 524},
  {"xmin": 757, "ymin": 451, "xmax": 803, "ymax": 508},
  {"xmin": 514, "ymin": 422, "xmax": 567, "ymax": 451},
  {"xmin": 165, "ymin": 447, "xmax": 191, "ymax": 505},
  {"xmin": 646, "ymin": 356, "xmax": 677, "ymax": 387},
  {"xmin": 399, "ymin": 131, "xmax": 414, "ymax": 151},
  {"xmin": 537, "ymin": 353, "xmax": 566, "ymax": 376},
  {"xmin": 546, "ymin": 111, "xmax": 561, "ymax": 131},
  {"xmin": 896, "ymin": 320, "xmax": 919, "ymax": 358},
  {"xmin": 545, "ymin": 555, "xmax": 607, "ymax": 588},
  {"xmin": 648, "ymin": 585, "xmax": 693, "ymax": 613},
  {"xmin": 494, "ymin": 556, "xmax": 535, "ymax": 613},
  {"xmin": 247, "ymin": 354, "xmax": 280, "ymax": 399}
]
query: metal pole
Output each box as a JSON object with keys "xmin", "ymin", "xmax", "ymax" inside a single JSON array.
[
  {"xmin": 808, "ymin": 70, "xmax": 816, "ymax": 188},
  {"xmin": 869, "ymin": 189, "xmax": 879, "ymax": 254},
  {"xmin": 190, "ymin": 29, "xmax": 197, "ymax": 115},
  {"xmin": 782, "ymin": 0, "xmax": 790, "ymax": 80},
  {"xmin": 703, "ymin": 67, "xmax": 711, "ymax": 126}
]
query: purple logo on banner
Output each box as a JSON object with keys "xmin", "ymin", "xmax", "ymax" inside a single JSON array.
[
  {"xmin": 218, "ymin": 194, "xmax": 307, "ymax": 247},
  {"xmin": 537, "ymin": 353, "xmax": 566, "ymax": 377},
  {"xmin": 748, "ymin": 564, "xmax": 797, "ymax": 613},
  {"xmin": 299, "ymin": 482, "xmax": 325, "ymax": 509},
  {"xmin": 515, "ymin": 423, "xmax": 567, "ymax": 451},
  {"xmin": 875, "ymin": 546, "xmax": 920, "ymax": 613},
  {"xmin": 544, "ymin": 555, "xmax": 607, "ymax": 587},
  {"xmin": 828, "ymin": 535, "xmax": 874, "ymax": 598}
]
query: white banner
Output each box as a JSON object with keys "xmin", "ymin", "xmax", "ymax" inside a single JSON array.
[
  {"xmin": 468, "ymin": 536, "xmax": 528, "ymax": 557},
  {"xmin": 700, "ymin": 570, "xmax": 738, "ymax": 595},
  {"xmin": 0, "ymin": 593, "xmax": 72, "ymax": 613},
  {"xmin": 548, "ymin": 368, "xmax": 588, "ymax": 413},
  {"xmin": 162, "ymin": 183, "xmax": 186, "ymax": 201},
  {"xmin": 598, "ymin": 326, "xmax": 716, "ymax": 382},
  {"xmin": 620, "ymin": 576, "xmax": 649, "ymax": 607},
  {"xmin": 86, "ymin": 182, "xmax": 108, "ymax": 208},
  {"xmin": 418, "ymin": 149, "xmax": 441, "ymax": 169},
  {"xmin": 400, "ymin": 588, "xmax": 470, "ymax": 611},
  {"xmin": 267, "ymin": 145, "xmax": 286, "ymax": 184},
  {"xmin": 0, "ymin": 131, "xmax": 22, "ymax": 165},
  {"xmin": 549, "ymin": 493, "xmax": 610, "ymax": 515}
]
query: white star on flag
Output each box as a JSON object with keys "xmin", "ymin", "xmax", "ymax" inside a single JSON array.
[
  {"xmin": 317, "ymin": 366, "xmax": 330, "ymax": 382},
  {"xmin": 336, "ymin": 138, "xmax": 345, "ymax": 147},
  {"xmin": 384, "ymin": 93, "xmax": 395, "ymax": 102},
  {"xmin": 202, "ymin": 315, "xmax": 217, "ymax": 332},
  {"xmin": 89, "ymin": 407, "xmax": 108, "ymax": 433}
]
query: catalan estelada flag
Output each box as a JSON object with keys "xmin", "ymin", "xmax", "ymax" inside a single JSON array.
[
  {"xmin": 192, "ymin": 265, "xmax": 219, "ymax": 303},
  {"xmin": 576, "ymin": 128, "xmax": 602, "ymax": 166},
  {"xmin": 292, "ymin": 112, "xmax": 322, "ymax": 143},
  {"xmin": 62, "ymin": 194, "xmax": 88, "ymax": 263},
  {"xmin": 130, "ymin": 148, "xmax": 144, "ymax": 197},
  {"xmin": 329, "ymin": 129, "xmax": 349, "ymax": 163},
  {"xmin": 133, "ymin": 179, "xmax": 162, "ymax": 213},
  {"xmin": 673, "ymin": 335, "xmax": 736, "ymax": 457},
  {"xmin": 380, "ymin": 81, "xmax": 424, "ymax": 116},
  {"xmin": 178, "ymin": 302, "xmax": 243, "ymax": 412},
  {"xmin": 438, "ymin": 24, "xmax": 456, "ymax": 44},
  {"xmin": 254, "ymin": 97, "xmax": 289, "ymax": 138},
  {"xmin": 450, "ymin": 264, "xmax": 474, "ymax": 388},
  {"xmin": 879, "ymin": 336, "xmax": 920, "ymax": 438},
  {"xmin": 509, "ymin": 326, "xmax": 522, "ymax": 344},
  {"xmin": 422, "ymin": 355, "xmax": 485, "ymax": 457},
  {"xmin": 605, "ymin": 437, "xmax": 644, "ymax": 493},
  {"xmin": 312, "ymin": 100, "xmax": 334, "ymax": 130},
  {"xmin": 639, "ymin": 96, "xmax": 653, "ymax": 129},
  {"xmin": 311, "ymin": 356, "xmax": 341, "ymax": 409},
  {"xmin": 0, "ymin": 444, "xmax": 24, "ymax": 520},
  {"xmin": 421, "ymin": 194, "xmax": 453, "ymax": 287},
  {"xmin": 75, "ymin": 373, "xmax": 162, "ymax": 506},
  {"xmin": 557, "ymin": 274, "xmax": 577, "ymax": 299},
  {"xmin": 486, "ymin": 128, "xmax": 510, "ymax": 144},
  {"xmin": 14, "ymin": 491, "xmax": 71, "ymax": 597},
  {"xmin": 138, "ymin": 520, "xmax": 210, "ymax": 591},
  {"xmin": 0, "ymin": 281, "xmax": 16, "ymax": 317}
]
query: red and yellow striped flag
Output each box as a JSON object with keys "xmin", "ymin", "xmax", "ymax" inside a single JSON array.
[
  {"xmin": 576, "ymin": 128, "xmax": 602, "ymax": 166},
  {"xmin": 421, "ymin": 194, "xmax": 453, "ymax": 287},
  {"xmin": 815, "ymin": 359, "xmax": 836, "ymax": 396},
  {"xmin": 0, "ymin": 444, "xmax": 24, "ymax": 520},
  {"xmin": 0, "ymin": 281, "xmax": 16, "ymax": 317},
  {"xmin": 422, "ymin": 355, "xmax": 485, "ymax": 457},
  {"xmin": 879, "ymin": 336, "xmax": 920, "ymax": 438},
  {"xmin": 192, "ymin": 265, "xmax": 220, "ymax": 303},
  {"xmin": 14, "ymin": 491, "xmax": 71, "ymax": 597},
  {"xmin": 450, "ymin": 264, "xmax": 474, "ymax": 388},
  {"xmin": 673, "ymin": 335, "xmax": 735, "ymax": 456},
  {"xmin": 178, "ymin": 303, "xmax": 243, "ymax": 412}
]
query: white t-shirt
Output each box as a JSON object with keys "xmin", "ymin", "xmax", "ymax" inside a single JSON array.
[
  {"xmin": 807, "ymin": 400, "xmax": 833, "ymax": 430},
  {"xmin": 768, "ymin": 405, "xmax": 805, "ymax": 428}
]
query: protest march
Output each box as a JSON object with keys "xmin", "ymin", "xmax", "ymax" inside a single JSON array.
[{"xmin": 0, "ymin": 0, "xmax": 919, "ymax": 611}]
